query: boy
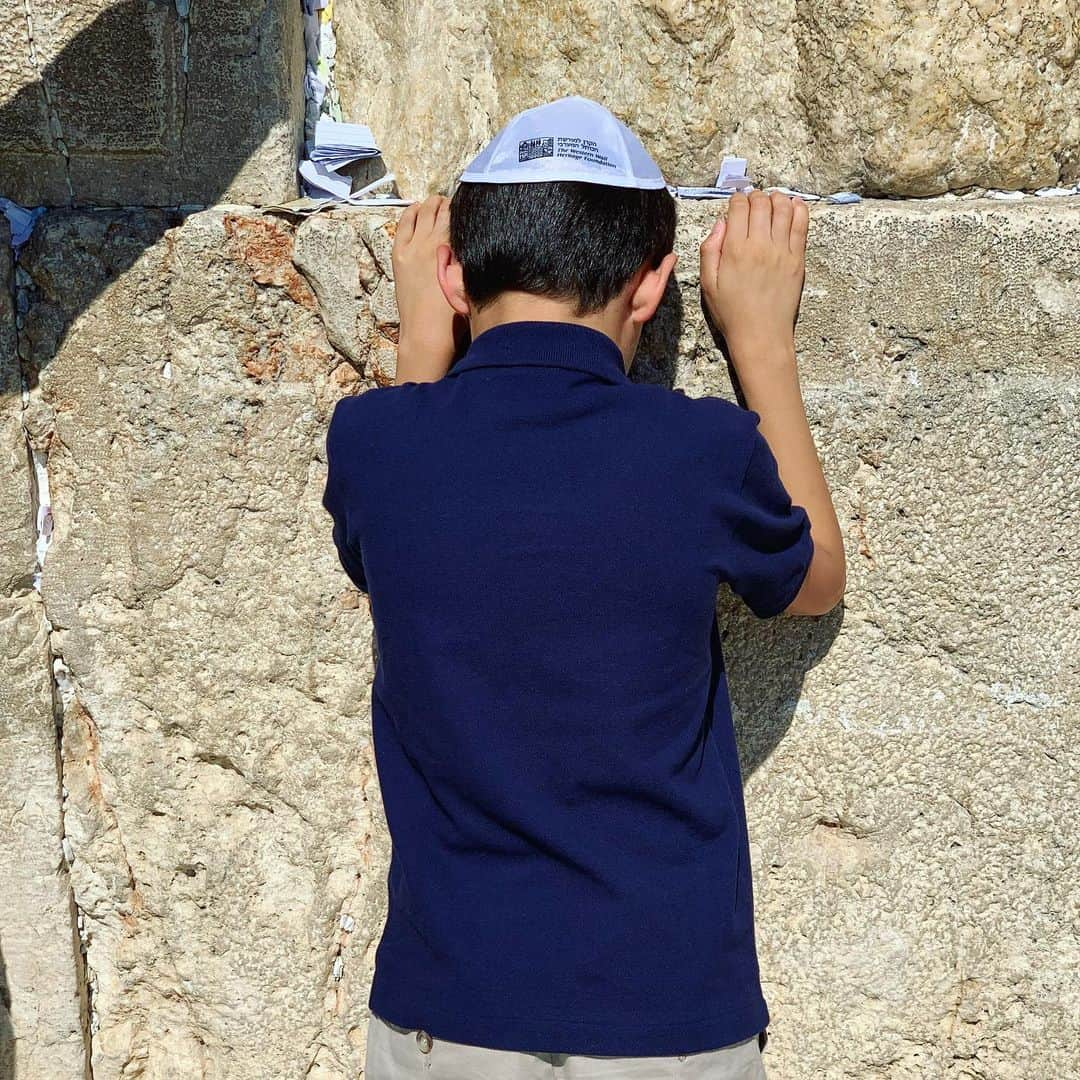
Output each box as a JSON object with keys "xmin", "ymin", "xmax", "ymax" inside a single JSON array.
[{"xmin": 323, "ymin": 96, "xmax": 846, "ymax": 1078}]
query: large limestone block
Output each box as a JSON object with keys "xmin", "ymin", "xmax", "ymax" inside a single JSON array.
[
  {"xmin": 0, "ymin": 599, "xmax": 89, "ymax": 1080},
  {"xmin": 10, "ymin": 197, "xmax": 1078, "ymax": 1077},
  {"xmin": 665, "ymin": 200, "xmax": 1079, "ymax": 1077},
  {"xmin": 0, "ymin": 0, "xmax": 304, "ymax": 206},
  {"xmin": 333, "ymin": 0, "xmax": 1080, "ymax": 198},
  {"xmin": 17, "ymin": 208, "xmax": 385, "ymax": 1079},
  {"xmin": 0, "ymin": 226, "xmax": 88, "ymax": 1076},
  {"xmin": 736, "ymin": 398, "xmax": 1076, "ymax": 1077}
]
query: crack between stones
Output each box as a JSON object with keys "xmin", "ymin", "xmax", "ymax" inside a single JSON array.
[
  {"xmin": 14, "ymin": 245, "xmax": 95, "ymax": 1080},
  {"xmin": 49, "ymin": 659, "xmax": 97, "ymax": 1080},
  {"xmin": 176, "ymin": 1, "xmax": 193, "ymax": 158},
  {"xmin": 301, "ymin": 882, "xmax": 364, "ymax": 1078},
  {"xmin": 21, "ymin": 0, "xmax": 75, "ymax": 203}
]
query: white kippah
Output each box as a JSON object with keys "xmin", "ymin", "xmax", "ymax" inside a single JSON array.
[{"xmin": 458, "ymin": 95, "xmax": 668, "ymax": 190}]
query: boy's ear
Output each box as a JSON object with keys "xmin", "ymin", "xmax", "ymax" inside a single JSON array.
[
  {"xmin": 629, "ymin": 251, "xmax": 678, "ymax": 326},
  {"xmin": 436, "ymin": 243, "xmax": 471, "ymax": 317}
]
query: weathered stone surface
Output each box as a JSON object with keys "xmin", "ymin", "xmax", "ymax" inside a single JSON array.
[
  {"xmin": 18, "ymin": 208, "xmax": 385, "ymax": 1079},
  {"xmin": 670, "ymin": 201, "xmax": 1078, "ymax": 1078},
  {"xmin": 333, "ymin": 0, "xmax": 1080, "ymax": 199},
  {"xmin": 724, "ymin": 391, "xmax": 1077, "ymax": 1076},
  {"xmin": 5, "ymin": 199, "xmax": 1078, "ymax": 1077},
  {"xmin": 0, "ymin": 600, "xmax": 89, "ymax": 1080},
  {"xmin": 0, "ymin": 225, "xmax": 89, "ymax": 1077},
  {"xmin": 0, "ymin": 0, "xmax": 304, "ymax": 206},
  {"xmin": 292, "ymin": 212, "xmax": 399, "ymax": 383},
  {"xmin": 664, "ymin": 202, "xmax": 1075, "ymax": 1077}
]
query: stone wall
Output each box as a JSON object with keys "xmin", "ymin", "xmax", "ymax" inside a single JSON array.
[
  {"xmin": 0, "ymin": 0, "xmax": 304, "ymax": 206},
  {"xmin": 2, "ymin": 199, "xmax": 1077, "ymax": 1078},
  {"xmin": 333, "ymin": 0, "xmax": 1080, "ymax": 199},
  {"xmin": 4, "ymin": 1, "xmax": 1076, "ymax": 208},
  {"xmin": 1, "ymin": 220, "xmax": 90, "ymax": 1079},
  {"xmin": 2, "ymin": 1, "xmax": 1079, "ymax": 1077}
]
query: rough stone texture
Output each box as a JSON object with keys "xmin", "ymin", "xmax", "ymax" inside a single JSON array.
[
  {"xmin": 2, "ymin": 199, "xmax": 1077, "ymax": 1078},
  {"xmin": 0, "ymin": 226, "xmax": 89, "ymax": 1076},
  {"xmin": 16, "ymin": 208, "xmax": 386, "ymax": 1079},
  {"xmin": 664, "ymin": 201, "xmax": 1079, "ymax": 1078},
  {"xmin": 333, "ymin": 0, "xmax": 1080, "ymax": 199},
  {"xmin": 0, "ymin": 0, "xmax": 304, "ymax": 206}
]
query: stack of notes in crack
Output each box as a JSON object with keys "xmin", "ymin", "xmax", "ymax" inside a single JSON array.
[
  {"xmin": 299, "ymin": 118, "xmax": 382, "ymax": 200},
  {"xmin": 669, "ymin": 156, "xmax": 863, "ymax": 203}
]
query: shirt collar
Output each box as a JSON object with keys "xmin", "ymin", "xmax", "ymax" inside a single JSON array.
[{"xmin": 446, "ymin": 320, "xmax": 630, "ymax": 384}]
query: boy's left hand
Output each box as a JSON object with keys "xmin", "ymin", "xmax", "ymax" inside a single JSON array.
[{"xmin": 391, "ymin": 195, "xmax": 468, "ymax": 384}]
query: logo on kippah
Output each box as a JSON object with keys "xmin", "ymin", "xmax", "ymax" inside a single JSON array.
[
  {"xmin": 518, "ymin": 137, "xmax": 554, "ymax": 162},
  {"xmin": 553, "ymin": 137, "xmax": 615, "ymax": 169}
]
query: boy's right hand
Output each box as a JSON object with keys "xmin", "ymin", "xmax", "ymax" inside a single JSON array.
[{"xmin": 699, "ymin": 190, "xmax": 809, "ymax": 358}]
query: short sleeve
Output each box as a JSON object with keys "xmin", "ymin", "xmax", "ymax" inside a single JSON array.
[
  {"xmin": 721, "ymin": 420, "xmax": 814, "ymax": 618},
  {"xmin": 321, "ymin": 400, "xmax": 369, "ymax": 594}
]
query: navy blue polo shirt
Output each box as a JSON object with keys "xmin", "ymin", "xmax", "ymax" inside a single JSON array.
[{"xmin": 322, "ymin": 320, "xmax": 814, "ymax": 1056}]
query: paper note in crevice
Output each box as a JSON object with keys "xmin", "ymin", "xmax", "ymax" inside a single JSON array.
[
  {"xmin": 0, "ymin": 197, "xmax": 45, "ymax": 249},
  {"xmin": 670, "ymin": 156, "xmax": 755, "ymax": 198},
  {"xmin": 307, "ymin": 119, "xmax": 380, "ymax": 166},
  {"xmin": 299, "ymin": 118, "xmax": 381, "ymax": 200}
]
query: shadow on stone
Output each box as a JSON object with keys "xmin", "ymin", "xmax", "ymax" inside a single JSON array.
[
  {"xmin": 0, "ymin": 942, "xmax": 12, "ymax": 1080},
  {"xmin": 0, "ymin": 0, "xmax": 303, "ymax": 208},
  {"xmin": 1, "ymin": 0, "xmax": 309, "ymax": 395},
  {"xmin": 639, "ymin": 273, "xmax": 843, "ymax": 776},
  {"xmin": 635, "ymin": 266, "xmax": 684, "ymax": 385}
]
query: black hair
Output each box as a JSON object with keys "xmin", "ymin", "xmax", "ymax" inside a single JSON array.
[{"xmin": 448, "ymin": 180, "xmax": 676, "ymax": 317}]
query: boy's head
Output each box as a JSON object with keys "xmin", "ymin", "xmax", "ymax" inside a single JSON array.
[
  {"xmin": 448, "ymin": 181, "xmax": 676, "ymax": 318},
  {"xmin": 436, "ymin": 97, "xmax": 678, "ymax": 367}
]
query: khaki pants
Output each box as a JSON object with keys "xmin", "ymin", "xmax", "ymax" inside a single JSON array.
[{"xmin": 365, "ymin": 1012, "xmax": 769, "ymax": 1079}]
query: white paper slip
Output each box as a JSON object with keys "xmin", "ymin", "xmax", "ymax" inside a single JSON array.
[
  {"xmin": 716, "ymin": 156, "xmax": 751, "ymax": 191},
  {"xmin": 308, "ymin": 118, "xmax": 380, "ymax": 163},
  {"xmin": 0, "ymin": 196, "xmax": 45, "ymax": 248},
  {"xmin": 763, "ymin": 185, "xmax": 822, "ymax": 200},
  {"xmin": 299, "ymin": 116, "xmax": 383, "ymax": 199},
  {"xmin": 305, "ymin": 69, "xmax": 327, "ymax": 113},
  {"xmin": 344, "ymin": 174, "xmax": 413, "ymax": 206},
  {"xmin": 299, "ymin": 158, "xmax": 355, "ymax": 200},
  {"xmin": 344, "ymin": 195, "xmax": 414, "ymax": 206},
  {"xmin": 298, "ymin": 166, "xmax": 412, "ymax": 206},
  {"xmin": 668, "ymin": 154, "xmax": 756, "ymax": 198},
  {"xmin": 669, "ymin": 185, "xmax": 736, "ymax": 199}
]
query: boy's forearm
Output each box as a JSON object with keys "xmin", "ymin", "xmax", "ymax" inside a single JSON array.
[
  {"xmin": 726, "ymin": 332, "xmax": 845, "ymax": 571},
  {"xmin": 390, "ymin": 195, "xmax": 463, "ymax": 385}
]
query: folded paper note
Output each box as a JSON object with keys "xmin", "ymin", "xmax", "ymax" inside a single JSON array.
[
  {"xmin": 299, "ymin": 117, "xmax": 383, "ymax": 200},
  {"xmin": 307, "ymin": 119, "xmax": 381, "ymax": 167},
  {"xmin": 669, "ymin": 155, "xmax": 754, "ymax": 198},
  {"xmin": 0, "ymin": 196, "xmax": 45, "ymax": 249}
]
